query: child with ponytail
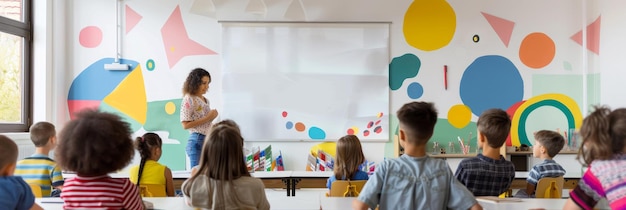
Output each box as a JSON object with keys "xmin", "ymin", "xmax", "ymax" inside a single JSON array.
[{"xmin": 129, "ymin": 133, "xmax": 174, "ymax": 197}]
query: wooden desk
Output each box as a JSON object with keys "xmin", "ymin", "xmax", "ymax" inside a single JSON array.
[{"xmin": 511, "ymin": 171, "xmax": 581, "ymax": 190}]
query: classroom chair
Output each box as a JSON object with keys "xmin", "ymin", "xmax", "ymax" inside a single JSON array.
[
  {"xmin": 535, "ymin": 176, "xmax": 564, "ymax": 198},
  {"xmin": 138, "ymin": 184, "xmax": 167, "ymax": 197},
  {"xmin": 327, "ymin": 180, "xmax": 367, "ymax": 197},
  {"xmin": 28, "ymin": 183, "xmax": 43, "ymax": 198}
]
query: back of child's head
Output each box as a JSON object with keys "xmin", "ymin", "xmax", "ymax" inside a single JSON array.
[
  {"xmin": 213, "ymin": 119, "xmax": 241, "ymax": 133},
  {"xmin": 579, "ymin": 106, "xmax": 626, "ymax": 165},
  {"xmin": 534, "ymin": 130, "xmax": 565, "ymax": 158},
  {"xmin": 198, "ymin": 124, "xmax": 248, "ymax": 180},
  {"xmin": 29, "ymin": 121, "xmax": 56, "ymax": 147},
  {"xmin": 0, "ymin": 135, "xmax": 18, "ymax": 172},
  {"xmin": 477, "ymin": 108, "xmax": 511, "ymax": 148},
  {"xmin": 134, "ymin": 133, "xmax": 162, "ymax": 185},
  {"xmin": 334, "ymin": 135, "xmax": 365, "ymax": 180},
  {"xmin": 55, "ymin": 109, "xmax": 135, "ymax": 176},
  {"xmin": 396, "ymin": 101, "xmax": 438, "ymax": 145},
  {"xmin": 182, "ymin": 67, "xmax": 211, "ymax": 95}
]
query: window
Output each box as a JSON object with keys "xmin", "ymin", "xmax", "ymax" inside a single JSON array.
[{"xmin": 0, "ymin": 0, "xmax": 31, "ymax": 132}]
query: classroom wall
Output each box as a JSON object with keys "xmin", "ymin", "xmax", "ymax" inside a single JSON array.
[{"xmin": 22, "ymin": 0, "xmax": 626, "ymax": 171}]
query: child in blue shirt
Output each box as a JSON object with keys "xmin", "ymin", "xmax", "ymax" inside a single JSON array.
[
  {"xmin": 354, "ymin": 102, "xmax": 481, "ymax": 210},
  {"xmin": 0, "ymin": 135, "xmax": 43, "ymax": 210},
  {"xmin": 326, "ymin": 134, "xmax": 369, "ymax": 189}
]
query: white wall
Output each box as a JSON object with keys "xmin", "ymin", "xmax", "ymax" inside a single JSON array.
[{"xmin": 20, "ymin": 0, "xmax": 626, "ymax": 172}]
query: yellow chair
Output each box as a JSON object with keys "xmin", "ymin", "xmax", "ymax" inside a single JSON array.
[
  {"xmin": 28, "ymin": 183, "xmax": 42, "ymax": 198},
  {"xmin": 138, "ymin": 184, "xmax": 167, "ymax": 197},
  {"xmin": 535, "ymin": 176, "xmax": 564, "ymax": 198},
  {"xmin": 327, "ymin": 180, "xmax": 367, "ymax": 197}
]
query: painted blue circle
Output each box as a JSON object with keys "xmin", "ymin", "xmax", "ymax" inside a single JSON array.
[
  {"xmin": 308, "ymin": 126, "xmax": 326, "ymax": 140},
  {"xmin": 285, "ymin": 121, "xmax": 293, "ymax": 129},
  {"xmin": 460, "ymin": 55, "xmax": 523, "ymax": 116},
  {"xmin": 407, "ymin": 82, "xmax": 423, "ymax": 99}
]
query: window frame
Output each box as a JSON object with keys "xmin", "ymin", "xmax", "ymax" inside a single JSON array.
[{"xmin": 0, "ymin": 0, "xmax": 32, "ymax": 132}]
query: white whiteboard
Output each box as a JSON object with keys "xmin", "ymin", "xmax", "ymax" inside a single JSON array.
[{"xmin": 221, "ymin": 22, "xmax": 390, "ymax": 141}]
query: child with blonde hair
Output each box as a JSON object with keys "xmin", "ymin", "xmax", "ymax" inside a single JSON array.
[
  {"xmin": 129, "ymin": 132, "xmax": 175, "ymax": 196},
  {"xmin": 326, "ymin": 134, "xmax": 368, "ymax": 189},
  {"xmin": 564, "ymin": 106, "xmax": 626, "ymax": 209},
  {"xmin": 182, "ymin": 124, "xmax": 269, "ymax": 209}
]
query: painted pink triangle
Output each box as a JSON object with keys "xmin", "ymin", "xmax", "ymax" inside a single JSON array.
[
  {"xmin": 125, "ymin": 5, "xmax": 143, "ymax": 34},
  {"xmin": 571, "ymin": 16, "xmax": 601, "ymax": 55},
  {"xmin": 161, "ymin": 6, "xmax": 217, "ymax": 69},
  {"xmin": 481, "ymin": 12, "xmax": 515, "ymax": 47}
]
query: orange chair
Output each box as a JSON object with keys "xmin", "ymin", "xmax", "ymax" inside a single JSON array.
[
  {"xmin": 327, "ymin": 180, "xmax": 367, "ymax": 197},
  {"xmin": 535, "ymin": 176, "xmax": 564, "ymax": 198},
  {"xmin": 138, "ymin": 184, "xmax": 167, "ymax": 197}
]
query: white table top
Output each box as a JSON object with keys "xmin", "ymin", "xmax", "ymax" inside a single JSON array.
[
  {"xmin": 515, "ymin": 171, "xmax": 582, "ymax": 179},
  {"xmin": 37, "ymin": 189, "xmax": 328, "ymax": 210},
  {"xmin": 291, "ymin": 171, "xmax": 333, "ymax": 178},
  {"xmin": 477, "ymin": 197, "xmax": 609, "ymax": 210}
]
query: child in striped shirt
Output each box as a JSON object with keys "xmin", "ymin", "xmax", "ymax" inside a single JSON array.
[
  {"xmin": 515, "ymin": 130, "xmax": 566, "ymax": 198},
  {"xmin": 14, "ymin": 121, "xmax": 64, "ymax": 197},
  {"xmin": 55, "ymin": 109, "xmax": 144, "ymax": 209},
  {"xmin": 564, "ymin": 106, "xmax": 626, "ymax": 210}
]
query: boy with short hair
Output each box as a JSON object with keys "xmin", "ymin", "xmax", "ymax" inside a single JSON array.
[
  {"xmin": 455, "ymin": 108, "xmax": 516, "ymax": 196},
  {"xmin": 14, "ymin": 122, "xmax": 64, "ymax": 197},
  {"xmin": 0, "ymin": 135, "xmax": 44, "ymax": 210},
  {"xmin": 353, "ymin": 102, "xmax": 482, "ymax": 210},
  {"xmin": 516, "ymin": 130, "xmax": 566, "ymax": 197}
]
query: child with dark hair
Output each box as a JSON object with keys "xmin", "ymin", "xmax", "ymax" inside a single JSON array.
[
  {"xmin": 326, "ymin": 135, "xmax": 368, "ymax": 190},
  {"xmin": 129, "ymin": 132, "xmax": 174, "ymax": 196},
  {"xmin": 182, "ymin": 124, "xmax": 270, "ymax": 209},
  {"xmin": 354, "ymin": 102, "xmax": 481, "ymax": 210},
  {"xmin": 455, "ymin": 108, "xmax": 516, "ymax": 196},
  {"xmin": 56, "ymin": 109, "xmax": 143, "ymax": 209},
  {"xmin": 564, "ymin": 106, "xmax": 626, "ymax": 210},
  {"xmin": 181, "ymin": 68, "xmax": 219, "ymax": 168},
  {"xmin": 516, "ymin": 130, "xmax": 566, "ymax": 198},
  {"xmin": 0, "ymin": 135, "xmax": 43, "ymax": 210},
  {"xmin": 14, "ymin": 121, "xmax": 64, "ymax": 197}
]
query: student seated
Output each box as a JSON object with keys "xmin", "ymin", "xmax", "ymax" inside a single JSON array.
[
  {"xmin": 129, "ymin": 132, "xmax": 175, "ymax": 196},
  {"xmin": 515, "ymin": 130, "xmax": 566, "ymax": 198},
  {"xmin": 326, "ymin": 135, "xmax": 369, "ymax": 190},
  {"xmin": 455, "ymin": 108, "xmax": 515, "ymax": 196},
  {"xmin": 353, "ymin": 102, "xmax": 482, "ymax": 210},
  {"xmin": 182, "ymin": 124, "xmax": 270, "ymax": 210},
  {"xmin": 56, "ymin": 109, "xmax": 144, "ymax": 209},
  {"xmin": 14, "ymin": 122, "xmax": 64, "ymax": 197},
  {"xmin": 0, "ymin": 135, "xmax": 44, "ymax": 210}
]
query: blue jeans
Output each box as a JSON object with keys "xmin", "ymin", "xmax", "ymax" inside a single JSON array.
[{"xmin": 186, "ymin": 132, "xmax": 205, "ymax": 168}]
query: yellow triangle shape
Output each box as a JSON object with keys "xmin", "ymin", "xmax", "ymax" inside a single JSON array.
[{"xmin": 103, "ymin": 65, "xmax": 147, "ymax": 124}]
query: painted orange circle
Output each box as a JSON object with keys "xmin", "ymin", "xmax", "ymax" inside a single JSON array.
[
  {"xmin": 295, "ymin": 122, "xmax": 306, "ymax": 132},
  {"xmin": 519, "ymin": 32, "xmax": 555, "ymax": 69}
]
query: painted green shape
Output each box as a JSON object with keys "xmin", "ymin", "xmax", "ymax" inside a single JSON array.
[
  {"xmin": 389, "ymin": 53, "xmax": 420, "ymax": 91},
  {"xmin": 532, "ymin": 74, "xmax": 583, "ymax": 113},
  {"xmin": 383, "ymin": 114, "xmax": 399, "ymax": 158},
  {"xmin": 99, "ymin": 102, "xmax": 142, "ymax": 131},
  {"xmin": 563, "ymin": 61, "xmax": 572, "ymax": 71},
  {"xmin": 429, "ymin": 119, "xmax": 478, "ymax": 154},
  {"xmin": 143, "ymin": 99, "xmax": 189, "ymax": 171},
  {"xmin": 586, "ymin": 73, "xmax": 601, "ymax": 113},
  {"xmin": 387, "ymin": 117, "xmax": 478, "ymax": 156}
]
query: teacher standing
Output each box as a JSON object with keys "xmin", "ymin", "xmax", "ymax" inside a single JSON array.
[{"xmin": 180, "ymin": 68, "xmax": 218, "ymax": 168}]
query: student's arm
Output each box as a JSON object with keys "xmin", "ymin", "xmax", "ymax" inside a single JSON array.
[
  {"xmin": 51, "ymin": 164, "xmax": 64, "ymax": 190},
  {"xmin": 525, "ymin": 182, "xmax": 536, "ymax": 196},
  {"xmin": 164, "ymin": 167, "xmax": 175, "ymax": 197},
  {"xmin": 469, "ymin": 203, "xmax": 483, "ymax": 210},
  {"xmin": 29, "ymin": 203, "xmax": 43, "ymax": 210},
  {"xmin": 563, "ymin": 198, "xmax": 583, "ymax": 210},
  {"xmin": 352, "ymin": 200, "xmax": 370, "ymax": 210}
]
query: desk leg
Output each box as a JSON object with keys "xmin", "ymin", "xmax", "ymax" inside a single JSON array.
[
  {"xmin": 282, "ymin": 178, "xmax": 291, "ymax": 196},
  {"xmin": 292, "ymin": 178, "xmax": 301, "ymax": 196}
]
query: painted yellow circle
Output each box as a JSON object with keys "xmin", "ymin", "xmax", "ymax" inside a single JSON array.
[
  {"xmin": 447, "ymin": 104, "xmax": 472, "ymax": 128},
  {"xmin": 403, "ymin": 0, "xmax": 456, "ymax": 51},
  {"xmin": 165, "ymin": 101, "xmax": 176, "ymax": 115}
]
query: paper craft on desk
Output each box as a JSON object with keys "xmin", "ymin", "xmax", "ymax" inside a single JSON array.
[{"xmin": 476, "ymin": 196, "xmax": 522, "ymax": 203}]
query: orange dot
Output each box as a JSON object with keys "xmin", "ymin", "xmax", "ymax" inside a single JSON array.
[
  {"xmin": 519, "ymin": 32, "xmax": 555, "ymax": 69},
  {"xmin": 295, "ymin": 122, "xmax": 306, "ymax": 132}
]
